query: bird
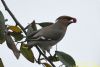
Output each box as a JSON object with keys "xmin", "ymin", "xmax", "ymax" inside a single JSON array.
[{"xmin": 27, "ymin": 16, "xmax": 77, "ymax": 52}]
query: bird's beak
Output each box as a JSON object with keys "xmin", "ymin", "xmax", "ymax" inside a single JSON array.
[
  {"xmin": 72, "ymin": 18, "xmax": 77, "ymax": 23},
  {"xmin": 70, "ymin": 18, "xmax": 77, "ymax": 23}
]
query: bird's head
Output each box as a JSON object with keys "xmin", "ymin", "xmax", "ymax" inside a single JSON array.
[{"xmin": 56, "ymin": 16, "xmax": 77, "ymax": 26}]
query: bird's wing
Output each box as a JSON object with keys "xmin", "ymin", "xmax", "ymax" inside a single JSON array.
[
  {"xmin": 28, "ymin": 25, "xmax": 63, "ymax": 41},
  {"xmin": 29, "ymin": 31, "xmax": 62, "ymax": 41},
  {"xmin": 27, "ymin": 30, "xmax": 40, "ymax": 37}
]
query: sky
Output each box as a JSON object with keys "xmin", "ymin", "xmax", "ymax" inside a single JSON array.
[{"xmin": 0, "ymin": 0, "xmax": 100, "ymax": 67}]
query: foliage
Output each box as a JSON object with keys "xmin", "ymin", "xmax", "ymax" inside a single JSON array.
[
  {"xmin": 8, "ymin": 26, "xmax": 22, "ymax": 33},
  {"xmin": 0, "ymin": 1, "xmax": 76, "ymax": 66},
  {"xmin": 56, "ymin": 51, "xmax": 76, "ymax": 67},
  {"xmin": 5, "ymin": 32, "xmax": 20, "ymax": 59},
  {"xmin": 20, "ymin": 43, "xmax": 34, "ymax": 63},
  {"xmin": 0, "ymin": 11, "xmax": 5, "ymax": 44},
  {"xmin": 0, "ymin": 58, "xmax": 4, "ymax": 67},
  {"xmin": 43, "ymin": 63, "xmax": 52, "ymax": 67}
]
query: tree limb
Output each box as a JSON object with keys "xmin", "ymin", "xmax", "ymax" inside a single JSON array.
[{"xmin": 1, "ymin": 0, "xmax": 27, "ymax": 35}]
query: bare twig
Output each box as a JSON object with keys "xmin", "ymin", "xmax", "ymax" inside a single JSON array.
[{"xmin": 1, "ymin": 0, "xmax": 27, "ymax": 35}]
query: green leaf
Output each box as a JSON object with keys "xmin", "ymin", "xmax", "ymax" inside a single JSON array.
[
  {"xmin": 10, "ymin": 32, "xmax": 24, "ymax": 41},
  {"xmin": 55, "ymin": 51, "xmax": 76, "ymax": 67},
  {"xmin": 43, "ymin": 63, "xmax": 52, "ymax": 67},
  {"xmin": 5, "ymin": 33, "xmax": 20, "ymax": 59},
  {"xmin": 20, "ymin": 43, "xmax": 34, "ymax": 63},
  {"xmin": 8, "ymin": 26, "xmax": 22, "ymax": 33},
  {"xmin": 0, "ymin": 11, "xmax": 5, "ymax": 23},
  {"xmin": 37, "ymin": 22, "xmax": 53, "ymax": 27},
  {"xmin": 48, "ymin": 56, "xmax": 59, "ymax": 62},
  {"xmin": 0, "ymin": 11, "xmax": 5, "ymax": 44},
  {"xmin": 0, "ymin": 58, "xmax": 4, "ymax": 67}
]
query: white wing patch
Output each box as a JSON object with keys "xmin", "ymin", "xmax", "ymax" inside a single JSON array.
[
  {"xmin": 31, "ymin": 36, "xmax": 52, "ymax": 41},
  {"xmin": 39, "ymin": 36, "xmax": 46, "ymax": 40}
]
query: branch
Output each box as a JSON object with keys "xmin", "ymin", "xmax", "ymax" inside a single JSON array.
[
  {"xmin": 1, "ymin": 0, "xmax": 56, "ymax": 67},
  {"xmin": 1, "ymin": 0, "xmax": 27, "ymax": 35},
  {"xmin": 35, "ymin": 45, "xmax": 56, "ymax": 67}
]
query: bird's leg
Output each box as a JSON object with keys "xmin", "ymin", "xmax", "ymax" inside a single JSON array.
[
  {"xmin": 59, "ymin": 64, "xmax": 64, "ymax": 67},
  {"xmin": 43, "ymin": 50, "xmax": 46, "ymax": 55},
  {"xmin": 56, "ymin": 44, "xmax": 58, "ymax": 51},
  {"xmin": 37, "ymin": 53, "xmax": 41, "ymax": 64},
  {"xmin": 47, "ymin": 50, "xmax": 52, "ymax": 57},
  {"xmin": 37, "ymin": 50, "xmax": 46, "ymax": 64}
]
